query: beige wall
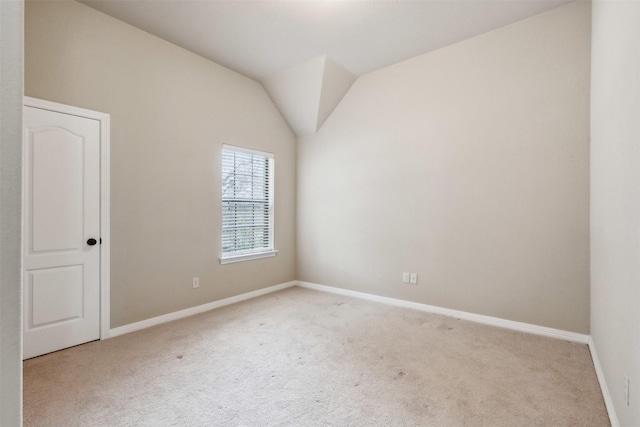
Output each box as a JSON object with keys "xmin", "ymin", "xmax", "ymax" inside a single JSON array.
[
  {"xmin": 591, "ymin": 1, "xmax": 640, "ymax": 424},
  {"xmin": 24, "ymin": 0, "xmax": 595, "ymax": 338},
  {"xmin": 298, "ymin": 2, "xmax": 591, "ymax": 333},
  {"xmin": 25, "ymin": 0, "xmax": 297, "ymax": 328},
  {"xmin": 0, "ymin": 0, "xmax": 23, "ymax": 423}
]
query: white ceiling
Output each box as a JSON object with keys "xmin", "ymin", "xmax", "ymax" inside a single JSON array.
[{"xmin": 81, "ymin": 0, "xmax": 574, "ymax": 81}]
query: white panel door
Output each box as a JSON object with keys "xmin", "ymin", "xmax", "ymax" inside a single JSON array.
[{"xmin": 23, "ymin": 106, "xmax": 101, "ymax": 359}]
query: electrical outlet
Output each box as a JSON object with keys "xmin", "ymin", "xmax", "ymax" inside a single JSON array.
[
  {"xmin": 192, "ymin": 277, "xmax": 200, "ymax": 289},
  {"xmin": 410, "ymin": 273, "xmax": 418, "ymax": 285},
  {"xmin": 402, "ymin": 272, "xmax": 410, "ymax": 283},
  {"xmin": 624, "ymin": 374, "xmax": 630, "ymax": 406}
]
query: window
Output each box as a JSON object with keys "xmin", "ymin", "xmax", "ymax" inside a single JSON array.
[{"xmin": 220, "ymin": 145, "xmax": 276, "ymax": 264}]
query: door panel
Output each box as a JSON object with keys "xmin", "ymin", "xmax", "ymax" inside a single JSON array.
[
  {"xmin": 29, "ymin": 265, "xmax": 84, "ymax": 327},
  {"xmin": 23, "ymin": 106, "xmax": 101, "ymax": 359},
  {"xmin": 31, "ymin": 127, "xmax": 84, "ymax": 252}
]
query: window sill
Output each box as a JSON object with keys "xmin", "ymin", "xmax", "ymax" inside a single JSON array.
[{"xmin": 219, "ymin": 250, "xmax": 278, "ymax": 265}]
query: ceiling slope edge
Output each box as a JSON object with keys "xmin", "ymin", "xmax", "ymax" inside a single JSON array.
[
  {"xmin": 261, "ymin": 55, "xmax": 356, "ymax": 137},
  {"xmin": 316, "ymin": 58, "xmax": 357, "ymax": 133}
]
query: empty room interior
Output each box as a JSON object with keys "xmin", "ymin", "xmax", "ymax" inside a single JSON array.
[{"xmin": 1, "ymin": 0, "xmax": 639, "ymax": 425}]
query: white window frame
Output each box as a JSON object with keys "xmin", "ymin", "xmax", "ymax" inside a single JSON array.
[{"xmin": 219, "ymin": 144, "xmax": 277, "ymax": 264}]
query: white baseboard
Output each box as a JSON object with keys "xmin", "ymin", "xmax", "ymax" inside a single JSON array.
[
  {"xmin": 109, "ymin": 278, "xmax": 589, "ymax": 343},
  {"xmin": 108, "ymin": 281, "xmax": 297, "ymax": 338},
  {"xmin": 296, "ymin": 281, "xmax": 589, "ymax": 344},
  {"xmin": 588, "ymin": 337, "xmax": 620, "ymax": 427}
]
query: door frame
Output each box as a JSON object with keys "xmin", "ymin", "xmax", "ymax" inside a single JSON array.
[{"xmin": 23, "ymin": 96, "xmax": 111, "ymax": 340}]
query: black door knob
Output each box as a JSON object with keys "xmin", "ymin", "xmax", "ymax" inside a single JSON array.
[{"xmin": 87, "ymin": 238, "xmax": 97, "ymax": 246}]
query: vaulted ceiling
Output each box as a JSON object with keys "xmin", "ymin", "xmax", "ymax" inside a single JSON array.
[{"xmin": 82, "ymin": 0, "xmax": 574, "ymax": 135}]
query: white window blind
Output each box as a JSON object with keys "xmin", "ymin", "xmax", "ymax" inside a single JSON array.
[{"xmin": 221, "ymin": 145, "xmax": 275, "ymax": 262}]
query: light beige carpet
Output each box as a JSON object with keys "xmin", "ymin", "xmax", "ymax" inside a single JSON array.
[{"xmin": 23, "ymin": 287, "xmax": 609, "ymax": 426}]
